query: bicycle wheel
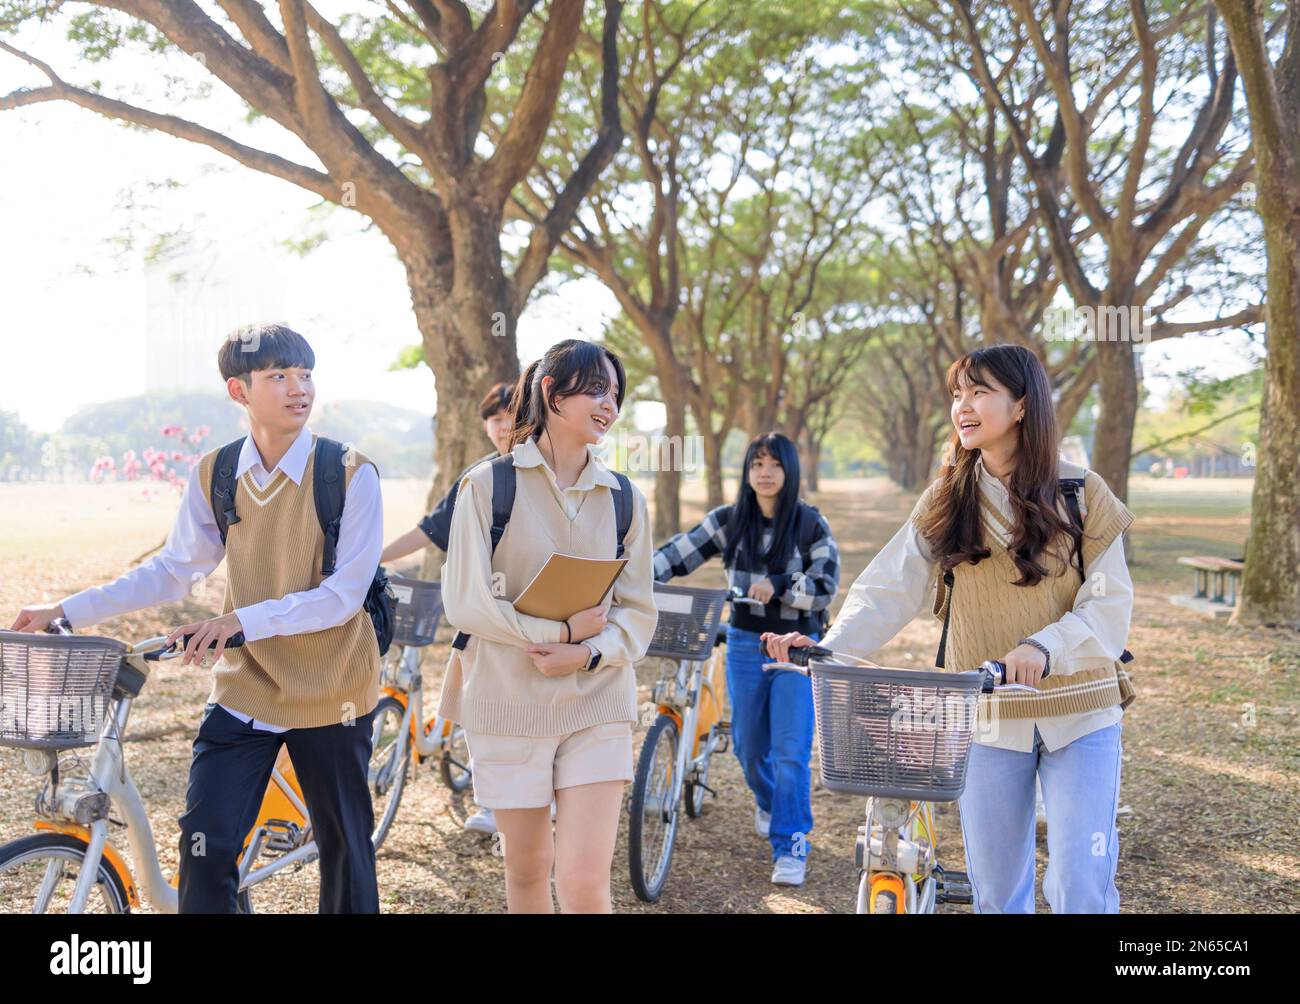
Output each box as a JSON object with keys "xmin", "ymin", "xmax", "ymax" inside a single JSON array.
[
  {"xmin": 0, "ymin": 833, "xmax": 131, "ymax": 913},
  {"xmin": 438, "ymin": 723, "xmax": 472, "ymax": 793},
  {"xmin": 627, "ymin": 714, "xmax": 681, "ymax": 903},
  {"xmin": 369, "ymin": 696, "xmax": 411, "ymax": 849}
]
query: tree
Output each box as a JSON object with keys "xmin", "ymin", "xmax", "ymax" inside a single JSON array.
[
  {"xmin": 1, "ymin": 0, "xmax": 624, "ymax": 506},
  {"xmin": 943, "ymin": 0, "xmax": 1263, "ymax": 504},
  {"xmin": 1214, "ymin": 0, "xmax": 1300, "ymax": 628}
]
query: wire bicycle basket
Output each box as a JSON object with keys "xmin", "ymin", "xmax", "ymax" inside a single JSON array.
[
  {"xmin": 387, "ymin": 575, "xmax": 444, "ymax": 649},
  {"xmin": 645, "ymin": 584, "xmax": 729, "ymax": 662},
  {"xmin": 0, "ymin": 631, "xmax": 128, "ymax": 750},
  {"xmin": 808, "ymin": 661, "xmax": 985, "ymax": 801}
]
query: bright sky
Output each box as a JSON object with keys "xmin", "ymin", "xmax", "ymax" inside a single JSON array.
[{"xmin": 0, "ymin": 10, "xmax": 1264, "ymax": 435}]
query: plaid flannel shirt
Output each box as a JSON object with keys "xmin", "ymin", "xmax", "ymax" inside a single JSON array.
[{"xmin": 653, "ymin": 502, "xmax": 840, "ymax": 635}]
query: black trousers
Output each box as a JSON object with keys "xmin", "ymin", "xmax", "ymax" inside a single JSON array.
[{"xmin": 177, "ymin": 703, "xmax": 380, "ymax": 914}]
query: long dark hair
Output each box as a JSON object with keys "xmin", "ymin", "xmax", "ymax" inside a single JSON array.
[
  {"xmin": 723, "ymin": 433, "xmax": 804, "ymax": 574},
  {"xmin": 507, "ymin": 339, "xmax": 627, "ymax": 449},
  {"xmin": 916, "ymin": 344, "xmax": 1080, "ymax": 587}
]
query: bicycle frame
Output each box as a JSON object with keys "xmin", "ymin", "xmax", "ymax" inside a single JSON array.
[
  {"xmin": 855, "ymin": 797, "xmax": 939, "ymax": 914},
  {"xmin": 22, "ymin": 635, "xmax": 349, "ymax": 913},
  {"xmin": 377, "ymin": 643, "xmax": 460, "ymax": 763},
  {"xmin": 650, "ymin": 647, "xmax": 728, "ymax": 809}
]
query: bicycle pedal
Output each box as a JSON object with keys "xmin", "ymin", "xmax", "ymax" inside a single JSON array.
[
  {"xmin": 263, "ymin": 818, "xmax": 303, "ymax": 853},
  {"xmin": 935, "ymin": 867, "xmax": 972, "ymax": 905}
]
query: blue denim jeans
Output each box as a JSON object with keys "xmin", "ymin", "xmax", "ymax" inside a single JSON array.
[
  {"xmin": 725, "ymin": 624, "xmax": 817, "ymax": 862},
  {"xmin": 957, "ymin": 721, "xmax": 1123, "ymax": 913}
]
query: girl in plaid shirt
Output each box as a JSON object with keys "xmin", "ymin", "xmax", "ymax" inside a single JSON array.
[{"xmin": 653, "ymin": 432, "xmax": 839, "ymax": 886}]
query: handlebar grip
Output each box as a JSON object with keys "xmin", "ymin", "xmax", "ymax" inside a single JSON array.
[
  {"xmin": 759, "ymin": 638, "xmax": 832, "ymax": 666},
  {"xmin": 145, "ymin": 631, "xmax": 246, "ymax": 662}
]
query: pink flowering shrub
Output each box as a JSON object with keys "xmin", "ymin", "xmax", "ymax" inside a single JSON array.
[{"xmin": 91, "ymin": 424, "xmax": 212, "ymax": 496}]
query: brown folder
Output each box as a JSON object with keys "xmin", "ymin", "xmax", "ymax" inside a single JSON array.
[{"xmin": 513, "ymin": 552, "xmax": 629, "ymax": 621}]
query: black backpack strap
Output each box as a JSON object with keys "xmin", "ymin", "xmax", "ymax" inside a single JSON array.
[
  {"xmin": 611, "ymin": 472, "xmax": 633, "ymax": 559},
  {"xmin": 209, "ymin": 438, "xmax": 246, "ymax": 545},
  {"xmin": 1059, "ymin": 477, "xmax": 1087, "ymax": 581},
  {"xmin": 312, "ymin": 437, "xmax": 347, "ymax": 576},
  {"xmin": 453, "ymin": 455, "xmax": 518, "ymax": 651},
  {"xmin": 934, "ymin": 569, "xmax": 955, "ymax": 669}
]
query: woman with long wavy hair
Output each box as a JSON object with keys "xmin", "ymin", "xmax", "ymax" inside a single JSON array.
[{"xmin": 764, "ymin": 344, "xmax": 1136, "ymax": 912}]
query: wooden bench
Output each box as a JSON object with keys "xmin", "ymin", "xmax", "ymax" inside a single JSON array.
[{"xmin": 1177, "ymin": 556, "xmax": 1245, "ymax": 606}]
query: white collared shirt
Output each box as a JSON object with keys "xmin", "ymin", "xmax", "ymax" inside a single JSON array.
[
  {"xmin": 821, "ymin": 458, "xmax": 1130, "ymax": 752},
  {"xmin": 60, "ymin": 425, "xmax": 383, "ymax": 732}
]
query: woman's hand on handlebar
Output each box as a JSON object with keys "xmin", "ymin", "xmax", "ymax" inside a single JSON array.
[
  {"xmin": 747, "ymin": 578, "xmax": 775, "ymax": 605},
  {"xmin": 566, "ymin": 604, "xmax": 607, "ymax": 642},
  {"xmin": 759, "ymin": 630, "xmax": 815, "ymax": 665},
  {"xmin": 1000, "ymin": 643, "xmax": 1048, "ymax": 687}
]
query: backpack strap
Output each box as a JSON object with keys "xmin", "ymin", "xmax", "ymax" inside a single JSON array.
[
  {"xmin": 209, "ymin": 438, "xmax": 246, "ymax": 545},
  {"xmin": 934, "ymin": 569, "xmax": 955, "ymax": 669},
  {"xmin": 312, "ymin": 437, "xmax": 348, "ymax": 577},
  {"xmin": 611, "ymin": 471, "xmax": 633, "ymax": 559},
  {"xmin": 452, "ymin": 455, "xmax": 518, "ymax": 651},
  {"xmin": 1059, "ymin": 477, "xmax": 1087, "ymax": 581}
]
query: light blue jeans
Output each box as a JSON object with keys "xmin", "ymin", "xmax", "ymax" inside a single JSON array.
[{"xmin": 957, "ymin": 722, "xmax": 1123, "ymax": 913}]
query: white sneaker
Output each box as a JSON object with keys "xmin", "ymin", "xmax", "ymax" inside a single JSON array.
[
  {"xmin": 463, "ymin": 807, "xmax": 497, "ymax": 835},
  {"xmin": 755, "ymin": 807, "xmax": 772, "ymax": 838},
  {"xmin": 771, "ymin": 855, "xmax": 806, "ymax": 886}
]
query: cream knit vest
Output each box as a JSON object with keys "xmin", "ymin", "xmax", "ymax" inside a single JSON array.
[
  {"xmin": 197, "ymin": 438, "xmax": 380, "ymax": 729},
  {"xmin": 916, "ymin": 467, "xmax": 1136, "ymax": 721},
  {"xmin": 436, "ymin": 459, "xmax": 642, "ymax": 737}
]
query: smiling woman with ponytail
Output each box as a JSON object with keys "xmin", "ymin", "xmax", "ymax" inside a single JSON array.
[
  {"xmin": 763, "ymin": 344, "xmax": 1137, "ymax": 914},
  {"xmin": 436, "ymin": 339, "xmax": 657, "ymax": 914}
]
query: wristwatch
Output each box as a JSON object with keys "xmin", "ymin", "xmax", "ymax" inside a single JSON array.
[{"xmin": 580, "ymin": 640, "xmax": 602, "ymax": 673}]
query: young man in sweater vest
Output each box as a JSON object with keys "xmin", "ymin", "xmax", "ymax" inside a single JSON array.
[{"xmin": 11, "ymin": 324, "xmax": 384, "ymax": 914}]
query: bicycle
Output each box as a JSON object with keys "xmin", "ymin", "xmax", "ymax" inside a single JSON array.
[
  {"xmin": 627, "ymin": 584, "xmax": 764, "ymax": 903},
  {"xmin": 760, "ymin": 639, "xmax": 1044, "ymax": 914},
  {"xmin": 0, "ymin": 619, "xmax": 392, "ymax": 913},
  {"xmin": 366, "ymin": 574, "xmax": 472, "ymax": 848}
]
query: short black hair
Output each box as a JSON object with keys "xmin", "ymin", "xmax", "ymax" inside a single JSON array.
[
  {"xmin": 218, "ymin": 323, "xmax": 315, "ymax": 383},
  {"xmin": 479, "ymin": 382, "xmax": 514, "ymax": 421}
]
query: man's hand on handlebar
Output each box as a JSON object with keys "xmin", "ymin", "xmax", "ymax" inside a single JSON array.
[
  {"xmin": 165, "ymin": 611, "xmax": 246, "ymax": 667},
  {"xmin": 9, "ymin": 602, "xmax": 66, "ymax": 633}
]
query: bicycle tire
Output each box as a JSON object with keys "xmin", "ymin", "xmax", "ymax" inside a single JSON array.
[
  {"xmin": 369, "ymin": 696, "xmax": 411, "ymax": 849},
  {"xmin": 627, "ymin": 714, "xmax": 681, "ymax": 903},
  {"xmin": 438, "ymin": 723, "xmax": 473, "ymax": 793},
  {"xmin": 0, "ymin": 832, "xmax": 131, "ymax": 913}
]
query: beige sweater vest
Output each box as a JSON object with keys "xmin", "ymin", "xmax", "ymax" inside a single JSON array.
[
  {"xmin": 197, "ymin": 438, "xmax": 380, "ymax": 729},
  {"xmin": 915, "ymin": 466, "xmax": 1136, "ymax": 721},
  {"xmin": 436, "ymin": 458, "xmax": 646, "ymax": 737}
]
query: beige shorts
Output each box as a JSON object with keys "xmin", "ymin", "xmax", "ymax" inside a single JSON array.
[{"xmin": 465, "ymin": 721, "xmax": 635, "ymax": 810}]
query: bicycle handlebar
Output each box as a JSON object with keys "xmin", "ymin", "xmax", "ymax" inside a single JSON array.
[
  {"xmin": 44, "ymin": 616, "xmax": 245, "ymax": 662},
  {"xmin": 144, "ymin": 632, "xmax": 245, "ymax": 662},
  {"xmin": 758, "ymin": 638, "xmax": 1048, "ymax": 694}
]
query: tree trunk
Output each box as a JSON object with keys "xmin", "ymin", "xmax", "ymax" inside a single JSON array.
[
  {"xmin": 700, "ymin": 421, "xmax": 727, "ymax": 510},
  {"xmin": 804, "ymin": 429, "xmax": 822, "ymax": 492},
  {"xmin": 1090, "ymin": 337, "xmax": 1139, "ymax": 503},
  {"xmin": 655, "ymin": 367, "xmax": 688, "ymax": 540},
  {"xmin": 404, "ymin": 231, "xmax": 519, "ymax": 580},
  {"xmin": 1214, "ymin": 0, "xmax": 1300, "ymax": 629}
]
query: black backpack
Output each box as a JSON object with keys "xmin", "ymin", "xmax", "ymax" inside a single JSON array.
[
  {"xmin": 209, "ymin": 436, "xmax": 396, "ymax": 656},
  {"xmin": 450, "ymin": 453, "xmax": 634, "ymax": 651},
  {"xmin": 934, "ymin": 476, "xmax": 1133, "ymax": 669}
]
